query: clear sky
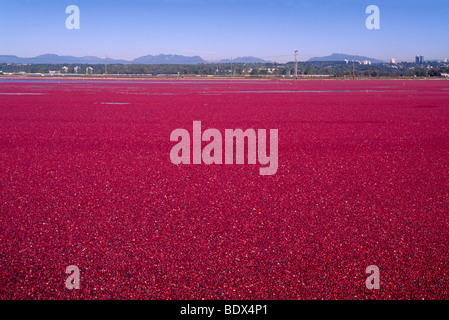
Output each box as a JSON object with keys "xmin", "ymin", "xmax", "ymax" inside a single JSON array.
[{"xmin": 0, "ymin": 0, "xmax": 448, "ymax": 62}]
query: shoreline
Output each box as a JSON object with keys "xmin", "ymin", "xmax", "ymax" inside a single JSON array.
[{"xmin": 1, "ymin": 75, "xmax": 448, "ymax": 81}]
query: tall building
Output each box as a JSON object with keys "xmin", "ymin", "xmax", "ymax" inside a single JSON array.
[
  {"xmin": 390, "ymin": 58, "xmax": 396, "ymax": 64},
  {"xmin": 445, "ymin": 58, "xmax": 447, "ymax": 63},
  {"xmin": 419, "ymin": 55, "xmax": 424, "ymax": 64},
  {"xmin": 415, "ymin": 56, "xmax": 420, "ymax": 64}
]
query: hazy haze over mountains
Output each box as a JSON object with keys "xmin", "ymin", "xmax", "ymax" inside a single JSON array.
[
  {"xmin": 0, "ymin": 54, "xmax": 206, "ymax": 65},
  {"xmin": 307, "ymin": 53, "xmax": 385, "ymax": 63},
  {"xmin": 218, "ymin": 56, "xmax": 271, "ymax": 63}
]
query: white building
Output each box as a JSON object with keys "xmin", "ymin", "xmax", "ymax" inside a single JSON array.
[
  {"xmin": 61, "ymin": 66, "xmax": 69, "ymax": 73},
  {"xmin": 362, "ymin": 60, "xmax": 371, "ymax": 65},
  {"xmin": 390, "ymin": 58, "xmax": 396, "ymax": 64}
]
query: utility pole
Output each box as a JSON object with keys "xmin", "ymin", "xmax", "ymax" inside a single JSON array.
[
  {"xmin": 352, "ymin": 56, "xmax": 355, "ymax": 79},
  {"xmin": 230, "ymin": 57, "xmax": 233, "ymax": 77},
  {"xmin": 294, "ymin": 50, "xmax": 298, "ymax": 79}
]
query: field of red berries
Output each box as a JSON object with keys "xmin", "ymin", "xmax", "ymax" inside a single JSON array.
[{"xmin": 1, "ymin": 78, "xmax": 449, "ymax": 299}]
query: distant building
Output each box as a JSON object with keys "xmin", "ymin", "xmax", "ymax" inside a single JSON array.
[
  {"xmin": 415, "ymin": 55, "xmax": 424, "ymax": 64},
  {"xmin": 390, "ymin": 58, "xmax": 396, "ymax": 64},
  {"xmin": 362, "ymin": 60, "xmax": 371, "ymax": 65},
  {"xmin": 441, "ymin": 73, "xmax": 449, "ymax": 78},
  {"xmin": 74, "ymin": 66, "xmax": 80, "ymax": 73},
  {"xmin": 61, "ymin": 66, "xmax": 68, "ymax": 73},
  {"xmin": 445, "ymin": 58, "xmax": 447, "ymax": 63},
  {"xmin": 86, "ymin": 67, "xmax": 93, "ymax": 75}
]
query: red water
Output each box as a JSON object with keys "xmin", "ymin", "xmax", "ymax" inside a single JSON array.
[{"xmin": 1, "ymin": 79, "xmax": 449, "ymax": 299}]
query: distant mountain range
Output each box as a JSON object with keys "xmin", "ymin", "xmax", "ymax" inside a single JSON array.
[
  {"xmin": 308, "ymin": 53, "xmax": 385, "ymax": 64},
  {"xmin": 0, "ymin": 54, "xmax": 126, "ymax": 64},
  {"xmin": 132, "ymin": 54, "xmax": 206, "ymax": 64},
  {"xmin": 0, "ymin": 54, "xmax": 207, "ymax": 65},
  {"xmin": 0, "ymin": 53, "xmax": 387, "ymax": 65},
  {"xmin": 0, "ymin": 53, "xmax": 272, "ymax": 65},
  {"xmin": 219, "ymin": 56, "xmax": 271, "ymax": 63}
]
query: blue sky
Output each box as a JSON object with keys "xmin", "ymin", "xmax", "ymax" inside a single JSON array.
[{"xmin": 0, "ymin": 0, "xmax": 448, "ymax": 62}]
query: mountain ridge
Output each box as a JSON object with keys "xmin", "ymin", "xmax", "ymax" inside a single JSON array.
[
  {"xmin": 219, "ymin": 56, "xmax": 271, "ymax": 63},
  {"xmin": 0, "ymin": 53, "xmax": 387, "ymax": 64},
  {"xmin": 308, "ymin": 53, "xmax": 385, "ymax": 64},
  {"xmin": 0, "ymin": 54, "xmax": 207, "ymax": 65}
]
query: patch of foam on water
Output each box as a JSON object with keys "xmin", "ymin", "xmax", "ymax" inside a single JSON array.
[
  {"xmin": 220, "ymin": 89, "xmax": 417, "ymax": 93},
  {"xmin": 0, "ymin": 79, "xmax": 259, "ymax": 85},
  {"xmin": 0, "ymin": 92, "xmax": 46, "ymax": 95},
  {"xmin": 99, "ymin": 102, "xmax": 130, "ymax": 105}
]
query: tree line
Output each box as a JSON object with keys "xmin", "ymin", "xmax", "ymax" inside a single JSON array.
[{"xmin": 1, "ymin": 61, "xmax": 448, "ymax": 78}]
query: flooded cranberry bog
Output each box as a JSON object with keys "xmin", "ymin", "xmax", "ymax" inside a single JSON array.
[{"xmin": 1, "ymin": 78, "xmax": 449, "ymax": 299}]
